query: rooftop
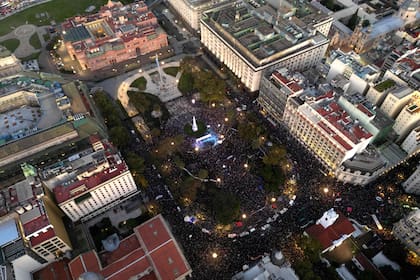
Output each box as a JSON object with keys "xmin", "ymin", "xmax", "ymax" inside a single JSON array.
[
  {"xmin": 298, "ymin": 90, "xmax": 373, "ymax": 149},
  {"xmin": 331, "ymin": 50, "xmax": 379, "ymax": 79},
  {"xmin": 0, "ymin": 219, "xmax": 19, "ymax": 247},
  {"xmin": 305, "ymin": 209, "xmax": 354, "ymax": 250},
  {"xmin": 69, "ymin": 215, "xmax": 191, "ymax": 280},
  {"xmin": 201, "ymin": 0, "xmax": 330, "ymax": 68},
  {"xmin": 62, "ymin": 0, "xmax": 162, "ymax": 55},
  {"xmin": 270, "ymin": 69, "xmax": 305, "ymax": 94}
]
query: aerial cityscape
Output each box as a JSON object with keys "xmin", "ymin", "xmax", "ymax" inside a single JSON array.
[{"xmin": 0, "ymin": 0, "xmax": 419, "ymax": 279}]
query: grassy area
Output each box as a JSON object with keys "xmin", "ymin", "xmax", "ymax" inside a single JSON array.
[
  {"xmin": 374, "ymin": 79, "xmax": 396, "ymax": 92},
  {"xmin": 0, "ymin": 0, "xmax": 108, "ymax": 36},
  {"xmin": 130, "ymin": 76, "xmax": 147, "ymax": 91},
  {"xmin": 29, "ymin": 33, "xmax": 42, "ymax": 49},
  {"xmin": 163, "ymin": 66, "xmax": 179, "ymax": 77},
  {"xmin": 19, "ymin": 51, "xmax": 41, "ymax": 61},
  {"xmin": 0, "ymin": 38, "xmax": 19, "ymax": 52},
  {"xmin": 42, "ymin": 32, "xmax": 50, "ymax": 42},
  {"xmin": 177, "ymin": 71, "xmax": 193, "ymax": 94},
  {"xmin": 127, "ymin": 91, "xmax": 169, "ymax": 129}
]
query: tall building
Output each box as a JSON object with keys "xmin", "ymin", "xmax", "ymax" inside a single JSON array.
[
  {"xmin": 167, "ymin": 0, "xmax": 228, "ymax": 31},
  {"xmin": 393, "ymin": 92, "xmax": 420, "ymax": 140},
  {"xmin": 0, "ymin": 165, "xmax": 72, "ymax": 280},
  {"xmin": 379, "ymin": 86, "xmax": 417, "ymax": 119},
  {"xmin": 402, "ymin": 165, "xmax": 420, "ymax": 194},
  {"xmin": 69, "ymin": 214, "xmax": 192, "ymax": 280},
  {"xmin": 61, "ymin": 0, "xmax": 168, "ymax": 71},
  {"xmin": 401, "ymin": 126, "xmax": 420, "ymax": 154},
  {"xmin": 257, "ymin": 68, "xmax": 304, "ymax": 124},
  {"xmin": 388, "ymin": 47, "xmax": 420, "ymax": 90},
  {"xmin": 327, "ymin": 50, "xmax": 380, "ymax": 95},
  {"xmin": 41, "ymin": 136, "xmax": 138, "ymax": 222},
  {"xmin": 393, "ymin": 209, "xmax": 420, "ymax": 255},
  {"xmin": 283, "ymin": 89, "xmax": 374, "ymax": 170},
  {"xmin": 19, "ymin": 196, "xmax": 72, "ymax": 262},
  {"xmin": 200, "ymin": 1, "xmax": 332, "ymax": 91}
]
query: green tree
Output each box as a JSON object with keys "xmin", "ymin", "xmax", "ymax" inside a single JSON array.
[
  {"xmin": 362, "ymin": 19, "xmax": 370, "ymax": 27},
  {"xmin": 258, "ymin": 164, "xmax": 285, "ymax": 193},
  {"xmin": 297, "ymin": 235, "xmax": 323, "ymax": 263},
  {"xmin": 198, "ymin": 169, "xmax": 209, "ymax": 180},
  {"xmin": 109, "ymin": 126, "xmax": 129, "ymax": 148},
  {"xmin": 263, "ymin": 145, "xmax": 287, "ymax": 166},
  {"xmin": 211, "ymin": 190, "xmax": 240, "ymax": 225},
  {"xmin": 181, "ymin": 177, "xmax": 199, "ymax": 201}
]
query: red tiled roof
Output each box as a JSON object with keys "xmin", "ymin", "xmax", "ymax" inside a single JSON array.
[
  {"xmin": 30, "ymin": 227, "xmax": 56, "ymax": 247},
  {"xmin": 53, "ymin": 162, "xmax": 128, "ymax": 204},
  {"xmin": 149, "ymin": 241, "xmax": 190, "ymax": 280},
  {"xmin": 288, "ymin": 82, "xmax": 302, "ymax": 93},
  {"xmin": 357, "ymin": 104, "xmax": 374, "ymax": 117},
  {"xmin": 69, "ymin": 215, "xmax": 191, "ymax": 280},
  {"xmin": 318, "ymin": 122, "xmax": 353, "ymax": 151},
  {"xmin": 32, "ymin": 259, "xmax": 72, "ymax": 280},
  {"xmin": 23, "ymin": 214, "xmax": 50, "ymax": 236},
  {"xmin": 305, "ymin": 212, "xmax": 355, "ymax": 250}
]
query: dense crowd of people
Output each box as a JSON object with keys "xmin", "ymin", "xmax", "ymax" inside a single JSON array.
[{"xmin": 135, "ymin": 91, "xmax": 419, "ymax": 279}]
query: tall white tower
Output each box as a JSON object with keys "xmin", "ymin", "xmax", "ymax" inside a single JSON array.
[{"xmin": 192, "ymin": 116, "xmax": 198, "ymax": 132}]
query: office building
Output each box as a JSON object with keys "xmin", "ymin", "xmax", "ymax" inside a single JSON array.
[
  {"xmin": 402, "ymin": 165, "xmax": 420, "ymax": 194},
  {"xmin": 200, "ymin": 0, "xmax": 332, "ymax": 91},
  {"xmin": 393, "ymin": 93, "xmax": 420, "ymax": 140},
  {"xmin": 336, "ymin": 149, "xmax": 386, "ymax": 186},
  {"xmin": 327, "ymin": 50, "xmax": 380, "ymax": 94},
  {"xmin": 257, "ymin": 68, "xmax": 305, "ymax": 124},
  {"xmin": 380, "ymin": 86, "xmax": 417, "ymax": 119},
  {"xmin": 167, "ymin": 0, "xmax": 228, "ymax": 31},
  {"xmin": 62, "ymin": 0, "xmax": 168, "ymax": 71},
  {"xmin": 283, "ymin": 89, "xmax": 373, "ymax": 170},
  {"xmin": 393, "ymin": 209, "xmax": 420, "ymax": 255},
  {"xmin": 41, "ymin": 136, "xmax": 138, "ymax": 222},
  {"xmin": 69, "ymin": 214, "xmax": 192, "ymax": 279},
  {"xmin": 401, "ymin": 126, "xmax": 420, "ymax": 155}
]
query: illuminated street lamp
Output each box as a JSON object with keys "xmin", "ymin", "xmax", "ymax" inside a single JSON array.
[
  {"xmin": 170, "ymin": 141, "xmax": 175, "ymax": 146},
  {"xmin": 323, "ymin": 187, "xmax": 329, "ymax": 194},
  {"xmin": 271, "ymin": 197, "xmax": 276, "ymax": 203},
  {"xmin": 216, "ymin": 178, "xmax": 221, "ymax": 183},
  {"xmin": 244, "ymin": 163, "xmax": 249, "ymax": 169},
  {"xmin": 191, "ymin": 98, "xmax": 196, "ymax": 104},
  {"xmin": 194, "ymin": 146, "xmax": 199, "ymax": 152},
  {"xmin": 241, "ymin": 213, "xmax": 247, "ymax": 219},
  {"xmin": 211, "ymin": 103, "xmax": 216, "ymax": 108},
  {"xmin": 224, "ymin": 117, "xmax": 229, "ymax": 122},
  {"xmin": 212, "ymin": 252, "xmax": 218, "ymax": 259}
]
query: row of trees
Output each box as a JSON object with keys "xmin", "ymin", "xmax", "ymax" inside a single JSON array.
[{"xmin": 93, "ymin": 91, "xmax": 148, "ymax": 188}]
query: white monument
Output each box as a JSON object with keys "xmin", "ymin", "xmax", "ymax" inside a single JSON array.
[{"xmin": 192, "ymin": 116, "xmax": 198, "ymax": 132}]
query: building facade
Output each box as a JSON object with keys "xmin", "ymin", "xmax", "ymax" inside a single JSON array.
[
  {"xmin": 380, "ymin": 86, "xmax": 417, "ymax": 119},
  {"xmin": 393, "ymin": 92, "xmax": 420, "ymax": 140},
  {"xmin": 62, "ymin": 0, "xmax": 168, "ymax": 71},
  {"xmin": 42, "ymin": 136, "xmax": 139, "ymax": 222},
  {"xmin": 167, "ymin": 0, "xmax": 228, "ymax": 31},
  {"xmin": 200, "ymin": 1, "xmax": 332, "ymax": 91},
  {"xmin": 257, "ymin": 68, "xmax": 304, "ymax": 124},
  {"xmin": 402, "ymin": 165, "xmax": 420, "ymax": 194},
  {"xmin": 393, "ymin": 209, "xmax": 420, "ymax": 255},
  {"xmin": 283, "ymin": 90, "xmax": 373, "ymax": 171},
  {"xmin": 401, "ymin": 126, "xmax": 420, "ymax": 154}
]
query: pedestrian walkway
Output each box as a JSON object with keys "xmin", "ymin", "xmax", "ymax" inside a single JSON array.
[{"xmin": 0, "ymin": 24, "xmax": 46, "ymax": 58}]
